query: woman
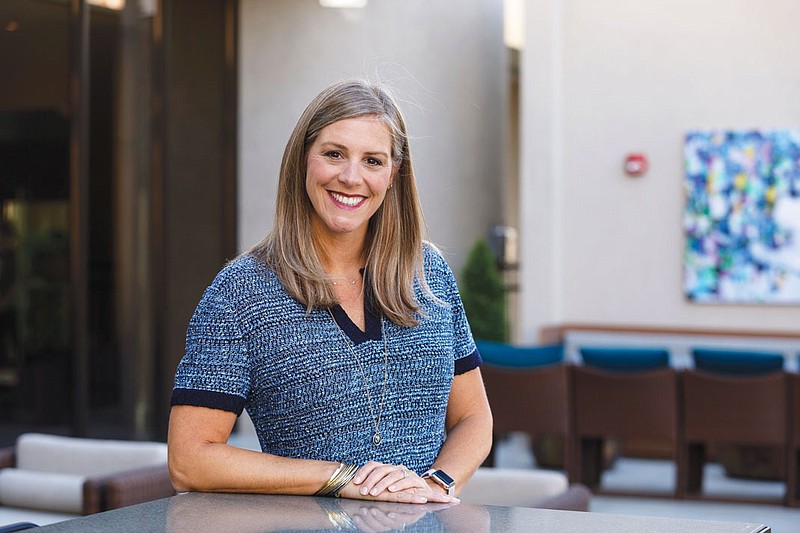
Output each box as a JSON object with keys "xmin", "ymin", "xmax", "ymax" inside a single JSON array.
[{"xmin": 168, "ymin": 79, "xmax": 492, "ymax": 504}]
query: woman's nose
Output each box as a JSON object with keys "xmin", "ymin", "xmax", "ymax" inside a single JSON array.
[{"xmin": 338, "ymin": 161, "xmax": 361, "ymax": 186}]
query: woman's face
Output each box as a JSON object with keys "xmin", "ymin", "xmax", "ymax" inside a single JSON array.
[{"xmin": 305, "ymin": 116, "xmax": 395, "ymax": 241}]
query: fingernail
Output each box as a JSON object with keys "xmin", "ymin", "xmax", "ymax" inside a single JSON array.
[
  {"xmin": 388, "ymin": 485, "xmax": 396, "ymax": 491},
  {"xmin": 353, "ymin": 476, "xmax": 362, "ymax": 484},
  {"xmin": 370, "ymin": 489, "xmax": 379, "ymax": 496},
  {"xmin": 360, "ymin": 487, "xmax": 369, "ymax": 495}
]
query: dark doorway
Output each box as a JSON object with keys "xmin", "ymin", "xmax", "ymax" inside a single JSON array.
[
  {"xmin": 0, "ymin": 0, "xmax": 73, "ymax": 443},
  {"xmin": 0, "ymin": 0, "xmax": 237, "ymax": 445}
]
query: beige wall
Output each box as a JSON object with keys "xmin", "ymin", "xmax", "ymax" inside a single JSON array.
[
  {"xmin": 238, "ymin": 0, "xmax": 506, "ymax": 270},
  {"xmin": 519, "ymin": 0, "xmax": 800, "ymax": 342}
]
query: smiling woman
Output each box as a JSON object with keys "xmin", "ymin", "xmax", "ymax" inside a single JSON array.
[{"xmin": 167, "ymin": 79, "xmax": 492, "ymax": 507}]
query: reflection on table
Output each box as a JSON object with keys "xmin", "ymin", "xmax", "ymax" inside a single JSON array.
[
  {"xmin": 166, "ymin": 493, "xmax": 475, "ymax": 533},
  {"xmin": 33, "ymin": 492, "xmax": 770, "ymax": 533}
]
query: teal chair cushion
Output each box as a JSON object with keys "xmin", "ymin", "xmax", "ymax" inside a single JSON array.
[
  {"xmin": 476, "ymin": 340, "xmax": 563, "ymax": 368},
  {"xmin": 579, "ymin": 347, "xmax": 669, "ymax": 372},
  {"xmin": 691, "ymin": 348, "xmax": 784, "ymax": 375}
]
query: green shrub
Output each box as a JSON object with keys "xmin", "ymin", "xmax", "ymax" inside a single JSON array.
[{"xmin": 460, "ymin": 238, "xmax": 507, "ymax": 342}]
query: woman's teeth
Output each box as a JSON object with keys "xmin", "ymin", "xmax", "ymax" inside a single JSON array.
[{"xmin": 331, "ymin": 192, "xmax": 363, "ymax": 207}]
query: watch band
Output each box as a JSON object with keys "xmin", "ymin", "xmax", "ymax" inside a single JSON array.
[{"xmin": 421, "ymin": 468, "xmax": 456, "ymax": 496}]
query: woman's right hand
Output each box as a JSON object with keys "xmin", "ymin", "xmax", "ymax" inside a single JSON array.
[{"xmin": 338, "ymin": 461, "xmax": 458, "ymax": 504}]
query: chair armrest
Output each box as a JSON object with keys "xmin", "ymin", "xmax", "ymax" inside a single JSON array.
[
  {"xmin": 532, "ymin": 483, "xmax": 592, "ymax": 512},
  {"xmin": 0, "ymin": 446, "xmax": 15, "ymax": 469},
  {"xmin": 83, "ymin": 464, "xmax": 176, "ymax": 515},
  {"xmin": 0, "ymin": 522, "xmax": 41, "ymax": 532}
]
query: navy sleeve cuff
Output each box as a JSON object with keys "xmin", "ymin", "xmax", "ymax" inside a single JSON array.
[
  {"xmin": 170, "ymin": 388, "xmax": 246, "ymax": 415},
  {"xmin": 455, "ymin": 348, "xmax": 482, "ymax": 375}
]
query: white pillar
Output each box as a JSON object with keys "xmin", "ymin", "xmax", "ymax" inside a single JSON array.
[{"xmin": 517, "ymin": 0, "xmax": 564, "ymax": 343}]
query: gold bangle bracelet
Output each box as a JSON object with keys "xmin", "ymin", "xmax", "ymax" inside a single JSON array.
[
  {"xmin": 316, "ymin": 463, "xmax": 357, "ymax": 497},
  {"xmin": 330, "ymin": 464, "xmax": 358, "ymax": 498},
  {"xmin": 315, "ymin": 462, "xmax": 345, "ymax": 496}
]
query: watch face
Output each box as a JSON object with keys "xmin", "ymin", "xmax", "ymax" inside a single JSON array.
[{"xmin": 432, "ymin": 470, "xmax": 455, "ymax": 487}]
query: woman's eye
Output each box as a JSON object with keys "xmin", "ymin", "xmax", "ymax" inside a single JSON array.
[
  {"xmin": 366, "ymin": 157, "xmax": 383, "ymax": 167},
  {"xmin": 325, "ymin": 150, "xmax": 342, "ymax": 159}
]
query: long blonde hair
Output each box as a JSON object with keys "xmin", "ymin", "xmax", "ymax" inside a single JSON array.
[{"xmin": 250, "ymin": 79, "xmax": 428, "ymax": 326}]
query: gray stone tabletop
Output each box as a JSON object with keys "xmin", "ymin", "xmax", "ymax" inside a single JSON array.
[{"xmin": 34, "ymin": 492, "xmax": 771, "ymax": 533}]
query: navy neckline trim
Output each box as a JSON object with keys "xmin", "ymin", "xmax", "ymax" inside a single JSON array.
[
  {"xmin": 328, "ymin": 267, "xmax": 380, "ymax": 345},
  {"xmin": 330, "ymin": 303, "xmax": 381, "ymax": 344}
]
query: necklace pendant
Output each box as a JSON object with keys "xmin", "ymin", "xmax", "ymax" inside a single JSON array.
[{"xmin": 372, "ymin": 433, "xmax": 382, "ymax": 446}]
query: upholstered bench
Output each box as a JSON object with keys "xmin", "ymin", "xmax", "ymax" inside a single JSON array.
[
  {"xmin": 458, "ymin": 467, "xmax": 590, "ymax": 511},
  {"xmin": 0, "ymin": 433, "xmax": 173, "ymax": 527}
]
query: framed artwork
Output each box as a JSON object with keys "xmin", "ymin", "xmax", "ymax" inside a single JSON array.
[{"xmin": 683, "ymin": 129, "xmax": 800, "ymax": 303}]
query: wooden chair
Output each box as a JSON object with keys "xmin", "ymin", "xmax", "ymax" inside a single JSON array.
[
  {"xmin": 570, "ymin": 350, "xmax": 679, "ymax": 496},
  {"xmin": 788, "ymin": 373, "xmax": 800, "ymax": 507},
  {"xmin": 678, "ymin": 365, "xmax": 789, "ymax": 503},
  {"xmin": 478, "ymin": 342, "xmax": 570, "ymax": 470}
]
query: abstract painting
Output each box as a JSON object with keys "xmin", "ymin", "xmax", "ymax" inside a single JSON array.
[{"xmin": 683, "ymin": 129, "xmax": 800, "ymax": 303}]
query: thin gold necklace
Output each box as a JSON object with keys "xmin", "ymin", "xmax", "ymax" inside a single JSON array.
[
  {"xmin": 331, "ymin": 278, "xmax": 358, "ymax": 286},
  {"xmin": 327, "ymin": 307, "xmax": 388, "ymax": 446},
  {"xmin": 330, "ymin": 268, "xmax": 364, "ymax": 286}
]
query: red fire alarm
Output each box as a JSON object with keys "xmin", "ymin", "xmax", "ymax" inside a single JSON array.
[{"xmin": 624, "ymin": 153, "xmax": 649, "ymax": 177}]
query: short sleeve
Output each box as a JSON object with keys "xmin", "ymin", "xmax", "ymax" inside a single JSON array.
[
  {"xmin": 426, "ymin": 246, "xmax": 482, "ymax": 375},
  {"xmin": 170, "ymin": 286, "xmax": 250, "ymax": 415}
]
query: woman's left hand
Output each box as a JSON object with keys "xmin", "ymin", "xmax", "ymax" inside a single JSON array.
[{"xmin": 352, "ymin": 461, "xmax": 457, "ymax": 503}]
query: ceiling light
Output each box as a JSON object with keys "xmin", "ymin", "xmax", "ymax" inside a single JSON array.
[
  {"xmin": 319, "ymin": 0, "xmax": 367, "ymax": 8},
  {"xmin": 89, "ymin": 0, "xmax": 125, "ymax": 10},
  {"xmin": 504, "ymin": 0, "xmax": 524, "ymax": 50}
]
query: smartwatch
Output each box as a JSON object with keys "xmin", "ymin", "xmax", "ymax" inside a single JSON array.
[{"xmin": 421, "ymin": 468, "xmax": 455, "ymax": 496}]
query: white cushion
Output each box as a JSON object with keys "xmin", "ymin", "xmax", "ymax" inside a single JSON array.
[
  {"xmin": 0, "ymin": 505, "xmax": 78, "ymax": 526},
  {"xmin": 458, "ymin": 467, "xmax": 569, "ymax": 507},
  {"xmin": 16, "ymin": 433, "xmax": 167, "ymax": 477},
  {"xmin": 0, "ymin": 468, "xmax": 85, "ymax": 514}
]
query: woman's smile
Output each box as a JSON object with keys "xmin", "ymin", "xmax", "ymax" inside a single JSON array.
[{"xmin": 329, "ymin": 191, "xmax": 366, "ymax": 208}]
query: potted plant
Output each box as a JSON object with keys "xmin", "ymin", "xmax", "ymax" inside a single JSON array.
[{"xmin": 460, "ymin": 238, "xmax": 507, "ymax": 342}]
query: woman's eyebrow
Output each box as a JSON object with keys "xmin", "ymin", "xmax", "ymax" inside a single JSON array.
[
  {"xmin": 363, "ymin": 150, "xmax": 390, "ymax": 159},
  {"xmin": 318, "ymin": 141, "xmax": 346, "ymax": 150}
]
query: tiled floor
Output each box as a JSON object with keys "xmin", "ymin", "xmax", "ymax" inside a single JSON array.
[
  {"xmin": 495, "ymin": 433, "xmax": 799, "ymax": 533},
  {"xmin": 591, "ymin": 493, "xmax": 799, "ymax": 533}
]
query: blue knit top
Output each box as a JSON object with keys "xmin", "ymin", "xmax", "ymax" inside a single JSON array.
[{"xmin": 171, "ymin": 245, "xmax": 480, "ymax": 474}]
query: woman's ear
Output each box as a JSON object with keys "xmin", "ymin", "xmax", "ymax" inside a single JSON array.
[{"xmin": 390, "ymin": 160, "xmax": 402, "ymax": 185}]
